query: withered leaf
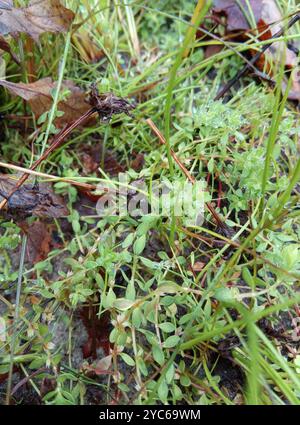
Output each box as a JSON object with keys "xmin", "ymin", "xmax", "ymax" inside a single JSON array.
[
  {"xmin": 80, "ymin": 306, "xmax": 111, "ymax": 359},
  {"xmin": 0, "ymin": 78, "xmax": 91, "ymax": 127},
  {"xmin": 213, "ymin": 0, "xmax": 263, "ymax": 33},
  {"xmin": 0, "ymin": 174, "xmax": 68, "ymax": 220},
  {"xmin": 212, "ymin": 0, "xmax": 297, "ymax": 66},
  {"xmin": 213, "ymin": 0, "xmax": 299, "ymax": 99},
  {"xmin": 0, "ymin": 0, "xmax": 74, "ymax": 41},
  {"xmin": 25, "ymin": 221, "xmax": 53, "ymax": 263}
]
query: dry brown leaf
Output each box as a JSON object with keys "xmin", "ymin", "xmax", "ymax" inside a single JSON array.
[
  {"xmin": 80, "ymin": 307, "xmax": 111, "ymax": 359},
  {"xmin": 0, "ymin": 0, "xmax": 74, "ymax": 41},
  {"xmin": 212, "ymin": 0, "xmax": 299, "ymax": 98},
  {"xmin": 213, "ymin": 0, "xmax": 278, "ymax": 33},
  {"xmin": 212, "ymin": 0, "xmax": 295, "ymax": 63},
  {"xmin": 25, "ymin": 221, "xmax": 53, "ymax": 264},
  {"xmin": 191, "ymin": 261, "xmax": 206, "ymax": 272},
  {"xmin": 0, "ymin": 77, "xmax": 91, "ymax": 127}
]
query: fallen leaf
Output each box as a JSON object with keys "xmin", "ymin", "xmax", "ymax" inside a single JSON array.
[
  {"xmin": 40, "ymin": 377, "xmax": 56, "ymax": 398},
  {"xmin": 78, "ymin": 145, "xmax": 126, "ymax": 201},
  {"xmin": 94, "ymin": 355, "xmax": 112, "ymax": 374},
  {"xmin": 285, "ymin": 69, "xmax": 300, "ymax": 101},
  {"xmin": 213, "ymin": 0, "xmax": 262, "ymax": 33},
  {"xmin": 213, "ymin": 0, "xmax": 297, "ymax": 67},
  {"xmin": 80, "ymin": 306, "xmax": 111, "ymax": 359},
  {"xmin": 0, "ymin": 78, "xmax": 91, "ymax": 127},
  {"xmin": 0, "ymin": 174, "xmax": 68, "ymax": 220},
  {"xmin": 28, "ymin": 295, "xmax": 41, "ymax": 305},
  {"xmin": 0, "ymin": 0, "xmax": 74, "ymax": 41},
  {"xmin": 130, "ymin": 153, "xmax": 144, "ymax": 172},
  {"xmin": 191, "ymin": 261, "xmax": 206, "ymax": 272},
  {"xmin": 25, "ymin": 221, "xmax": 53, "ymax": 263},
  {"xmin": 204, "ymin": 44, "xmax": 224, "ymax": 59},
  {"xmin": 212, "ymin": 0, "xmax": 296, "ymax": 65},
  {"xmin": 79, "ymin": 144, "xmax": 125, "ymax": 177},
  {"xmin": 212, "ymin": 0, "xmax": 299, "ymax": 98}
]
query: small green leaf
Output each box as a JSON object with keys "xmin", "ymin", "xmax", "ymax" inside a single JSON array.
[
  {"xmin": 165, "ymin": 363, "xmax": 175, "ymax": 384},
  {"xmin": 133, "ymin": 234, "xmax": 146, "ymax": 255},
  {"xmin": 214, "ymin": 287, "xmax": 237, "ymax": 304},
  {"xmin": 159, "ymin": 322, "xmax": 175, "ymax": 333},
  {"xmin": 180, "ymin": 374, "xmax": 191, "ymax": 386},
  {"xmin": 139, "ymin": 257, "xmax": 159, "ymax": 269},
  {"xmin": 120, "ymin": 352, "xmax": 135, "ymax": 366},
  {"xmin": 118, "ymin": 383, "xmax": 130, "ymax": 392},
  {"xmin": 132, "ymin": 308, "xmax": 143, "ymax": 328},
  {"xmin": 103, "ymin": 288, "xmax": 116, "ymax": 308},
  {"xmin": 122, "ymin": 233, "xmax": 135, "ymax": 249},
  {"xmin": 152, "ymin": 344, "xmax": 165, "ymax": 366},
  {"xmin": 163, "ymin": 335, "xmax": 180, "ymax": 348},
  {"xmin": 113, "ymin": 298, "xmax": 135, "ymax": 311},
  {"xmin": 125, "ymin": 281, "xmax": 136, "ymax": 301},
  {"xmin": 207, "ymin": 157, "xmax": 214, "ymax": 173},
  {"xmin": 37, "ymin": 111, "xmax": 48, "ymax": 124},
  {"xmin": 158, "ymin": 379, "xmax": 169, "ymax": 401},
  {"xmin": 242, "ymin": 267, "xmax": 255, "ymax": 290}
]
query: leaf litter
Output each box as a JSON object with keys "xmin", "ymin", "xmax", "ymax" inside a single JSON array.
[
  {"xmin": 0, "ymin": 78, "xmax": 92, "ymax": 128},
  {"xmin": 0, "ymin": 0, "xmax": 74, "ymax": 41},
  {"xmin": 211, "ymin": 0, "xmax": 300, "ymax": 100}
]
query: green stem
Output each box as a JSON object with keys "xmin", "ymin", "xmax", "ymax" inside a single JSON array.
[
  {"xmin": 40, "ymin": 31, "xmax": 71, "ymax": 158},
  {"xmin": 164, "ymin": 0, "xmax": 210, "ymax": 177},
  {"xmin": 164, "ymin": 0, "xmax": 211, "ymax": 245},
  {"xmin": 6, "ymin": 234, "xmax": 28, "ymax": 405}
]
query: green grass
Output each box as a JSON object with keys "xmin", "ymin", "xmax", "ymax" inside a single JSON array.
[{"xmin": 0, "ymin": 0, "xmax": 300, "ymax": 405}]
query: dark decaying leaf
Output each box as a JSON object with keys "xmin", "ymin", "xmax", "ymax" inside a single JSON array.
[
  {"xmin": 80, "ymin": 305, "xmax": 111, "ymax": 359},
  {"xmin": 0, "ymin": 174, "xmax": 68, "ymax": 220},
  {"xmin": 212, "ymin": 0, "xmax": 285, "ymax": 36},
  {"xmin": 0, "ymin": 0, "xmax": 74, "ymax": 41},
  {"xmin": 0, "ymin": 78, "xmax": 91, "ymax": 127},
  {"xmin": 24, "ymin": 221, "xmax": 54, "ymax": 263}
]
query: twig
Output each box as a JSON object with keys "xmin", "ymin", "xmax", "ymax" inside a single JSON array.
[
  {"xmin": 11, "ymin": 367, "xmax": 48, "ymax": 397},
  {"xmin": 214, "ymin": 14, "xmax": 300, "ymax": 101},
  {"xmin": 146, "ymin": 118, "xmax": 195, "ymax": 182}
]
